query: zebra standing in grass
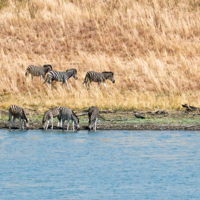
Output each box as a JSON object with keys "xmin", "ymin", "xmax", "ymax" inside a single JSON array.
[
  {"xmin": 25, "ymin": 64, "xmax": 53, "ymax": 81},
  {"xmin": 42, "ymin": 106, "xmax": 62, "ymax": 130},
  {"xmin": 43, "ymin": 68, "xmax": 78, "ymax": 90},
  {"xmin": 60, "ymin": 107, "xmax": 80, "ymax": 131},
  {"xmin": 83, "ymin": 71, "xmax": 115, "ymax": 89},
  {"xmin": 88, "ymin": 106, "xmax": 99, "ymax": 131},
  {"xmin": 9, "ymin": 105, "xmax": 29, "ymax": 130}
]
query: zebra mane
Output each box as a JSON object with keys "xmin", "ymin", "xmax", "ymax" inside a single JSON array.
[
  {"xmin": 43, "ymin": 64, "xmax": 52, "ymax": 70},
  {"xmin": 102, "ymin": 71, "xmax": 114, "ymax": 77},
  {"xmin": 66, "ymin": 68, "xmax": 77, "ymax": 73}
]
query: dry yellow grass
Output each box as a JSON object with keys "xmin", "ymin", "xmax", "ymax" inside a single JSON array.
[{"xmin": 1, "ymin": 0, "xmax": 200, "ymax": 111}]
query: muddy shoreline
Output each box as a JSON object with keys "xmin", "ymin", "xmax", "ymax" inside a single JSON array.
[{"xmin": 1, "ymin": 109, "xmax": 200, "ymax": 131}]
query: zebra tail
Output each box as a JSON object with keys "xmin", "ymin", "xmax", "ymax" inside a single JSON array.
[
  {"xmin": 25, "ymin": 71, "xmax": 28, "ymax": 77},
  {"xmin": 83, "ymin": 75, "xmax": 89, "ymax": 84},
  {"xmin": 99, "ymin": 115, "xmax": 107, "ymax": 121}
]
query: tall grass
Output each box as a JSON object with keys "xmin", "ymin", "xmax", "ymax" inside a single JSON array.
[{"xmin": 1, "ymin": 0, "xmax": 200, "ymax": 111}]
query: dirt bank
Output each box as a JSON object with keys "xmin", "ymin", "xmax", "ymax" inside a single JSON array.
[{"xmin": 1, "ymin": 109, "xmax": 200, "ymax": 131}]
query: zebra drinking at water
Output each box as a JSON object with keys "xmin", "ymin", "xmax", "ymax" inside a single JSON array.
[
  {"xmin": 25, "ymin": 64, "xmax": 53, "ymax": 81},
  {"xmin": 43, "ymin": 68, "xmax": 78, "ymax": 90},
  {"xmin": 60, "ymin": 107, "xmax": 80, "ymax": 131},
  {"xmin": 88, "ymin": 106, "xmax": 99, "ymax": 131},
  {"xmin": 9, "ymin": 105, "xmax": 29, "ymax": 130},
  {"xmin": 83, "ymin": 71, "xmax": 115, "ymax": 89},
  {"xmin": 42, "ymin": 106, "xmax": 62, "ymax": 130}
]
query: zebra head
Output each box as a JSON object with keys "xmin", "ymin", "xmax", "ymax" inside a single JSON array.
[
  {"xmin": 42, "ymin": 110, "xmax": 51, "ymax": 129},
  {"xmin": 72, "ymin": 69, "xmax": 78, "ymax": 80},
  {"xmin": 102, "ymin": 72, "xmax": 115, "ymax": 83},
  {"xmin": 23, "ymin": 119, "xmax": 29, "ymax": 130},
  {"xmin": 43, "ymin": 65, "xmax": 53, "ymax": 73},
  {"xmin": 66, "ymin": 69, "xmax": 78, "ymax": 80}
]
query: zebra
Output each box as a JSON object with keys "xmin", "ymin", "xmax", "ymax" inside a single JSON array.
[
  {"xmin": 9, "ymin": 105, "xmax": 29, "ymax": 130},
  {"xmin": 60, "ymin": 107, "xmax": 80, "ymax": 131},
  {"xmin": 43, "ymin": 68, "xmax": 78, "ymax": 90},
  {"xmin": 88, "ymin": 106, "xmax": 99, "ymax": 131},
  {"xmin": 42, "ymin": 106, "xmax": 62, "ymax": 129},
  {"xmin": 83, "ymin": 71, "xmax": 115, "ymax": 89},
  {"xmin": 25, "ymin": 64, "xmax": 53, "ymax": 81}
]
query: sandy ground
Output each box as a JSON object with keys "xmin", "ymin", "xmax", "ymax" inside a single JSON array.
[{"xmin": 1, "ymin": 109, "xmax": 200, "ymax": 131}]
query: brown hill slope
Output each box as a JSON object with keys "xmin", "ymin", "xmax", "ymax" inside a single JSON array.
[{"xmin": 1, "ymin": 0, "xmax": 200, "ymax": 111}]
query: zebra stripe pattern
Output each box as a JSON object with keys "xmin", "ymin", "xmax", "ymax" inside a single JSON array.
[
  {"xmin": 42, "ymin": 106, "xmax": 62, "ymax": 129},
  {"xmin": 43, "ymin": 68, "xmax": 78, "ymax": 90},
  {"xmin": 60, "ymin": 107, "xmax": 80, "ymax": 130},
  {"xmin": 83, "ymin": 71, "xmax": 115, "ymax": 89},
  {"xmin": 25, "ymin": 64, "xmax": 52, "ymax": 81},
  {"xmin": 88, "ymin": 106, "xmax": 99, "ymax": 131},
  {"xmin": 9, "ymin": 105, "xmax": 29, "ymax": 130}
]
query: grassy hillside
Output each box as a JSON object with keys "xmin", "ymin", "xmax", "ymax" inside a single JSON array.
[{"xmin": 1, "ymin": 0, "xmax": 200, "ymax": 111}]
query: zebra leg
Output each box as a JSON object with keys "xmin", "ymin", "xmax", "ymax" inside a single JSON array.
[
  {"xmin": 47, "ymin": 82, "xmax": 52, "ymax": 90},
  {"xmin": 65, "ymin": 80, "xmax": 69, "ymax": 89},
  {"xmin": 94, "ymin": 118, "xmax": 98, "ymax": 132},
  {"xmin": 22, "ymin": 119, "xmax": 24, "ymax": 130},
  {"xmin": 57, "ymin": 117, "xmax": 62, "ymax": 127},
  {"xmin": 46, "ymin": 120, "xmax": 49, "ymax": 129},
  {"xmin": 31, "ymin": 75, "xmax": 33, "ymax": 81},
  {"xmin": 13, "ymin": 117, "xmax": 16, "ymax": 128},
  {"xmin": 87, "ymin": 81, "xmax": 90, "ymax": 90},
  {"xmin": 57, "ymin": 117, "xmax": 60, "ymax": 127},
  {"xmin": 103, "ymin": 82, "xmax": 107, "ymax": 89},
  {"xmin": 9, "ymin": 114, "xmax": 12, "ymax": 129},
  {"xmin": 19, "ymin": 117, "xmax": 22, "ymax": 130},
  {"xmin": 72, "ymin": 121, "xmax": 74, "ymax": 131},
  {"xmin": 62, "ymin": 119, "xmax": 65, "ymax": 130},
  {"xmin": 51, "ymin": 116, "xmax": 53, "ymax": 129},
  {"xmin": 67, "ymin": 119, "xmax": 70, "ymax": 131},
  {"xmin": 25, "ymin": 71, "xmax": 29, "ymax": 82},
  {"xmin": 41, "ymin": 75, "xmax": 45, "ymax": 81}
]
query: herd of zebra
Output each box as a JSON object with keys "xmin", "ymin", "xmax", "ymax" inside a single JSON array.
[
  {"xmin": 25, "ymin": 64, "xmax": 115, "ymax": 89},
  {"xmin": 8, "ymin": 64, "xmax": 115, "ymax": 131},
  {"xmin": 9, "ymin": 105, "xmax": 99, "ymax": 131}
]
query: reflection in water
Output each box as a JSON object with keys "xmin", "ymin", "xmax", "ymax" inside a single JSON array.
[{"xmin": 0, "ymin": 130, "xmax": 200, "ymax": 199}]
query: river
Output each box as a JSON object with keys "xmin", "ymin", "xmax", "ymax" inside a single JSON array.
[{"xmin": 0, "ymin": 130, "xmax": 200, "ymax": 199}]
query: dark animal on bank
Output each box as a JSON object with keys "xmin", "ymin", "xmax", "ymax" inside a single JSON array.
[
  {"xmin": 60, "ymin": 107, "xmax": 80, "ymax": 131},
  {"xmin": 83, "ymin": 71, "xmax": 115, "ymax": 89},
  {"xmin": 42, "ymin": 106, "xmax": 62, "ymax": 129},
  {"xmin": 25, "ymin": 64, "xmax": 53, "ymax": 81},
  {"xmin": 182, "ymin": 104, "xmax": 200, "ymax": 113},
  {"xmin": 88, "ymin": 106, "xmax": 99, "ymax": 131},
  {"xmin": 9, "ymin": 105, "xmax": 29, "ymax": 130},
  {"xmin": 43, "ymin": 68, "xmax": 78, "ymax": 90},
  {"xmin": 134, "ymin": 113, "xmax": 145, "ymax": 119}
]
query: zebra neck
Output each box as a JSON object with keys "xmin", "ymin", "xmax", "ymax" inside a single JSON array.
[
  {"xmin": 71, "ymin": 113, "xmax": 78, "ymax": 122},
  {"xmin": 66, "ymin": 71, "xmax": 74, "ymax": 79},
  {"xmin": 22, "ymin": 111, "xmax": 28, "ymax": 122}
]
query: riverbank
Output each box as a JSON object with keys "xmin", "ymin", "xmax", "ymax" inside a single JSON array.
[{"xmin": 1, "ymin": 109, "xmax": 200, "ymax": 131}]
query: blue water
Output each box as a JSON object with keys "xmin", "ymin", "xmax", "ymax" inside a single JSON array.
[{"xmin": 0, "ymin": 130, "xmax": 200, "ymax": 199}]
